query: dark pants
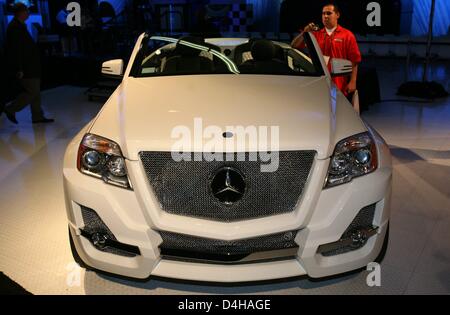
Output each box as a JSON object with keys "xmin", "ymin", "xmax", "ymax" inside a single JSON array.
[{"xmin": 6, "ymin": 78, "xmax": 44, "ymax": 120}]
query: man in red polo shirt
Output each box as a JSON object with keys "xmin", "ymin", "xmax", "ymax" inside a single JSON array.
[{"xmin": 291, "ymin": 3, "xmax": 361, "ymax": 97}]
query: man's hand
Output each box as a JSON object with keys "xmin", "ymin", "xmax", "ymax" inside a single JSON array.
[
  {"xmin": 16, "ymin": 72, "xmax": 24, "ymax": 80},
  {"xmin": 303, "ymin": 22, "xmax": 318, "ymax": 33},
  {"xmin": 346, "ymin": 80, "xmax": 357, "ymax": 94}
]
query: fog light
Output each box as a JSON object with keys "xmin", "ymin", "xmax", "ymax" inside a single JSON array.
[
  {"xmin": 91, "ymin": 232, "xmax": 108, "ymax": 249},
  {"xmin": 350, "ymin": 229, "xmax": 368, "ymax": 248}
]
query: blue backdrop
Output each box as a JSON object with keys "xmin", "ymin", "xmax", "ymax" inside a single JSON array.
[{"xmin": 411, "ymin": 0, "xmax": 450, "ymax": 36}]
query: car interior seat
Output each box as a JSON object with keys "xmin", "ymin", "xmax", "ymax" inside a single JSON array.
[
  {"xmin": 239, "ymin": 39, "xmax": 293, "ymax": 74},
  {"xmin": 163, "ymin": 36, "xmax": 214, "ymax": 73},
  {"xmin": 233, "ymin": 39, "xmax": 256, "ymax": 66},
  {"xmin": 203, "ymin": 42, "xmax": 230, "ymax": 73}
]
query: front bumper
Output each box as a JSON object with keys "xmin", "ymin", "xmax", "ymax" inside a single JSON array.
[{"xmin": 63, "ymin": 132, "xmax": 392, "ymax": 282}]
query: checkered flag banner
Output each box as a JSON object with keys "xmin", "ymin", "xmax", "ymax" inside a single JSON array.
[{"xmin": 228, "ymin": 3, "xmax": 254, "ymax": 33}]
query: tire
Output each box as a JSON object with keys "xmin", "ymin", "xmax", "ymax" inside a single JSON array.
[{"xmin": 68, "ymin": 227, "xmax": 92, "ymax": 270}]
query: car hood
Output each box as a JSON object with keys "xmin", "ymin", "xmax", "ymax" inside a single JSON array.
[{"xmin": 90, "ymin": 75, "xmax": 356, "ymax": 160}]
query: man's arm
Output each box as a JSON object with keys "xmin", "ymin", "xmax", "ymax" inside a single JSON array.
[
  {"xmin": 345, "ymin": 31, "xmax": 362, "ymax": 95},
  {"xmin": 346, "ymin": 63, "xmax": 358, "ymax": 94},
  {"xmin": 291, "ymin": 32, "xmax": 305, "ymax": 48},
  {"xmin": 291, "ymin": 23, "xmax": 316, "ymax": 48}
]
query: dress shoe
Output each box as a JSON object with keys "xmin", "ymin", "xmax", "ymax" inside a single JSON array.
[{"xmin": 32, "ymin": 117, "xmax": 55, "ymax": 124}]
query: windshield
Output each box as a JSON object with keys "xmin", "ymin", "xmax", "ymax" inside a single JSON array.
[{"xmin": 130, "ymin": 36, "xmax": 324, "ymax": 78}]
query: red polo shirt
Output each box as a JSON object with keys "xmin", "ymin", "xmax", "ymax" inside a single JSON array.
[{"xmin": 311, "ymin": 25, "xmax": 361, "ymax": 94}]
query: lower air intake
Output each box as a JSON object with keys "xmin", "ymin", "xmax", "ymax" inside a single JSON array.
[
  {"xmin": 319, "ymin": 203, "xmax": 377, "ymax": 257},
  {"xmin": 159, "ymin": 230, "xmax": 299, "ymax": 263},
  {"xmin": 80, "ymin": 206, "xmax": 139, "ymax": 257}
]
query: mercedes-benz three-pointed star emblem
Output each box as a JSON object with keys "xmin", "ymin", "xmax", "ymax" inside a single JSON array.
[{"xmin": 210, "ymin": 167, "xmax": 246, "ymax": 205}]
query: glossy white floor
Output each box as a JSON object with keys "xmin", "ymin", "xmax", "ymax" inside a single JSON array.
[{"xmin": 1, "ymin": 60, "xmax": 449, "ymax": 294}]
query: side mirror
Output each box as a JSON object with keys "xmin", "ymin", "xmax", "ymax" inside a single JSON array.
[
  {"xmin": 330, "ymin": 58, "xmax": 352, "ymax": 77},
  {"xmin": 102, "ymin": 59, "xmax": 124, "ymax": 77}
]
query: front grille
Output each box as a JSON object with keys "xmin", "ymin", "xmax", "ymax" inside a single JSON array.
[
  {"xmin": 159, "ymin": 230, "xmax": 299, "ymax": 262},
  {"xmin": 140, "ymin": 151, "xmax": 316, "ymax": 222}
]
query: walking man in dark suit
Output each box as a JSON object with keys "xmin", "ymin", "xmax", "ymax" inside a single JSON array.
[{"xmin": 2, "ymin": 3, "xmax": 54, "ymax": 124}]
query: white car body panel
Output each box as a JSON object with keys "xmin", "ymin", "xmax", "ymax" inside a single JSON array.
[
  {"xmin": 90, "ymin": 75, "xmax": 366, "ymax": 161},
  {"xmin": 63, "ymin": 33, "xmax": 392, "ymax": 281}
]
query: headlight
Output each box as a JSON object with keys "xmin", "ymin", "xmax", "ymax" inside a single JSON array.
[
  {"xmin": 325, "ymin": 132, "xmax": 378, "ymax": 188},
  {"xmin": 77, "ymin": 134, "xmax": 132, "ymax": 189}
]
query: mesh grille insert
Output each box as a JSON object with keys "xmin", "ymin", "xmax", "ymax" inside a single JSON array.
[
  {"xmin": 139, "ymin": 151, "xmax": 316, "ymax": 222},
  {"xmin": 159, "ymin": 230, "xmax": 299, "ymax": 262}
]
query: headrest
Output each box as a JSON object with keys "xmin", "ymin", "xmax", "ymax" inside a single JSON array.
[
  {"xmin": 176, "ymin": 36, "xmax": 205, "ymax": 57},
  {"xmin": 251, "ymin": 40, "xmax": 276, "ymax": 61}
]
